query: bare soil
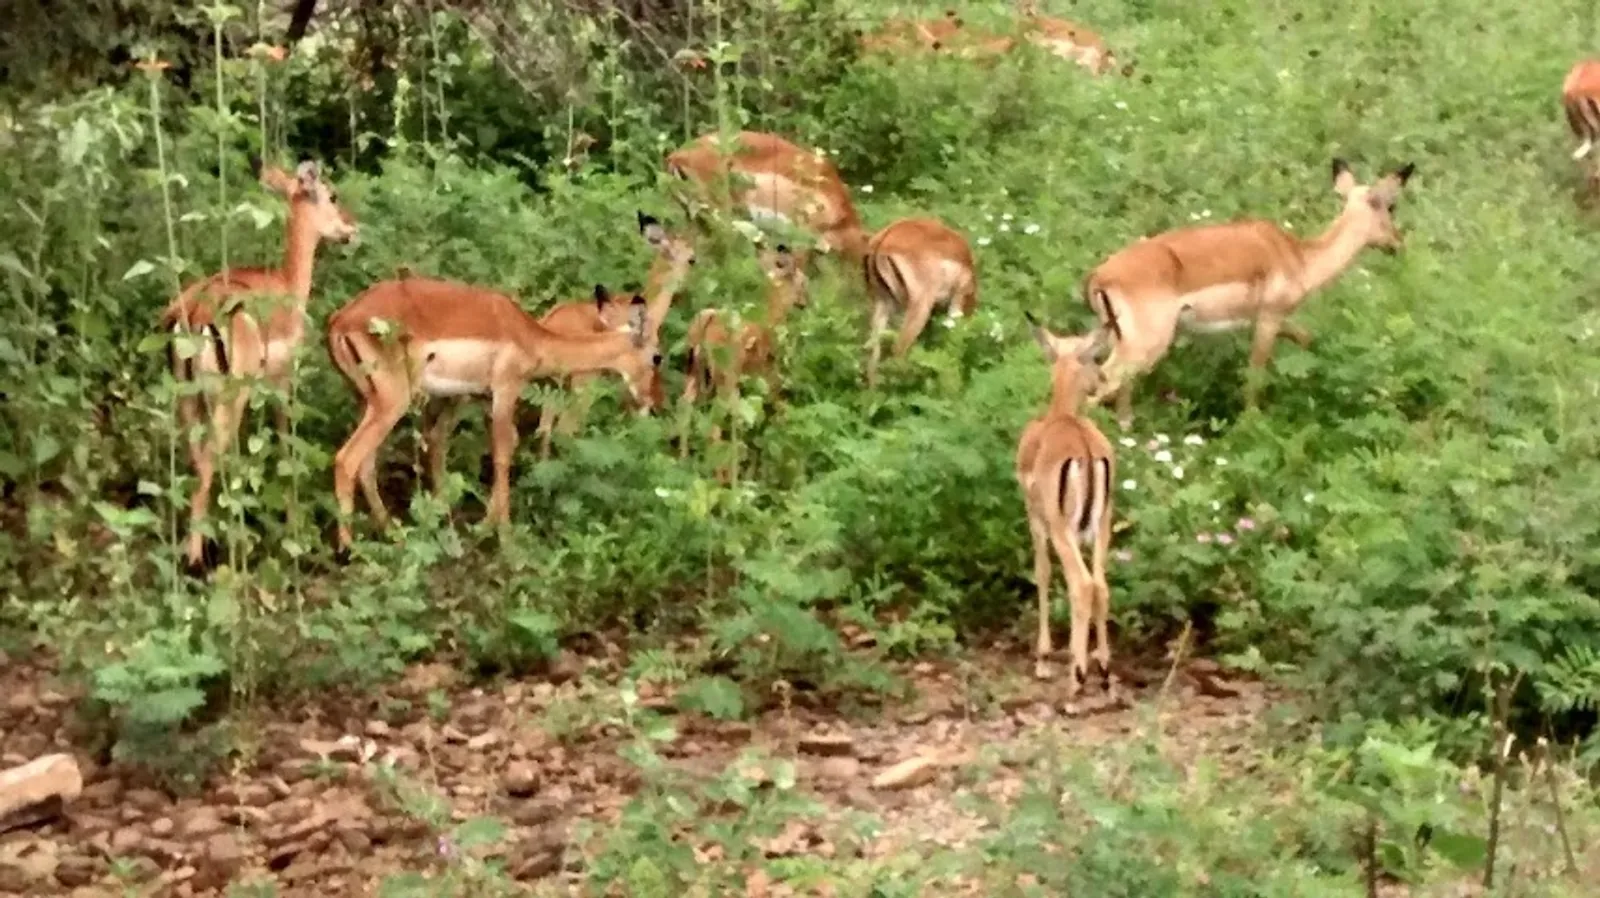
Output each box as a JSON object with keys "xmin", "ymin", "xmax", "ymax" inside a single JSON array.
[{"xmin": 0, "ymin": 645, "xmax": 1272, "ymax": 897}]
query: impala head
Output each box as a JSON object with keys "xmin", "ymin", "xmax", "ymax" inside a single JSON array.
[
  {"xmin": 759, "ymin": 243, "xmax": 810, "ymax": 308},
  {"xmin": 258, "ymin": 158, "xmax": 359, "ymax": 245},
  {"xmin": 1027, "ymin": 312, "xmax": 1112, "ymax": 404},
  {"xmin": 613, "ymin": 296, "xmax": 665, "ymax": 414},
  {"xmin": 638, "ymin": 210, "xmax": 697, "ymax": 278},
  {"xmin": 1331, "ymin": 158, "xmax": 1416, "ymax": 253}
]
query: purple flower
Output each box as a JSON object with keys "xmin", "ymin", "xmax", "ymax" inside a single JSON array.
[
  {"xmin": 437, "ymin": 836, "xmax": 458, "ymax": 860},
  {"xmin": 1236, "ymin": 517, "xmax": 1256, "ymax": 532},
  {"xmin": 1216, "ymin": 532, "xmax": 1235, "ymax": 546}
]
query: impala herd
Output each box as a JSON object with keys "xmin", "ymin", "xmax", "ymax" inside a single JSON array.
[{"xmin": 155, "ymin": 15, "xmax": 1600, "ymax": 696}]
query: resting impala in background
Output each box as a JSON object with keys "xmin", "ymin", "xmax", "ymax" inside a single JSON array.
[
  {"xmin": 325, "ymin": 275, "xmax": 662, "ymax": 552},
  {"xmin": 1015, "ymin": 1, "xmax": 1126, "ymax": 75},
  {"xmin": 1080, "ymin": 158, "xmax": 1416, "ymax": 429},
  {"xmin": 160, "ymin": 158, "xmax": 358, "ymax": 568},
  {"xmin": 862, "ymin": 216, "xmax": 977, "ymax": 388},
  {"xmin": 533, "ymin": 212, "xmax": 696, "ymax": 457},
  {"xmin": 1563, "ymin": 59, "xmax": 1600, "ymax": 183},
  {"xmin": 665, "ymin": 130, "xmax": 870, "ymax": 262},
  {"xmin": 1016, "ymin": 314, "xmax": 1116, "ymax": 694},
  {"xmin": 679, "ymin": 243, "xmax": 811, "ymax": 460}
]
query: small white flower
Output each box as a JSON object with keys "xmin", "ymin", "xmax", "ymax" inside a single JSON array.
[
  {"xmin": 1156, "ymin": 434, "xmax": 1170, "ymax": 445},
  {"xmin": 1183, "ymin": 434, "xmax": 1204, "ymax": 446},
  {"xmin": 1201, "ymin": 209, "xmax": 1212, "ymax": 218},
  {"xmin": 654, "ymin": 487, "xmax": 671, "ymax": 499},
  {"xmin": 1114, "ymin": 100, "xmax": 1129, "ymax": 111},
  {"xmin": 1118, "ymin": 437, "xmax": 1136, "ymax": 448},
  {"xmin": 1215, "ymin": 457, "xmax": 1229, "ymax": 467},
  {"xmin": 1002, "ymin": 212, "xmax": 1014, "ymax": 221},
  {"xmin": 1304, "ymin": 492, "xmax": 1315, "ymax": 503},
  {"xmin": 942, "ymin": 317, "xmax": 956, "ymax": 329},
  {"xmin": 1121, "ymin": 479, "xmax": 1137, "ymax": 491},
  {"xmin": 1153, "ymin": 449, "xmax": 1173, "ymax": 463},
  {"xmin": 860, "ymin": 184, "xmax": 874, "ymax": 194},
  {"xmin": 1210, "ymin": 500, "xmax": 1221, "ymax": 511},
  {"xmin": 985, "ymin": 213, "xmax": 995, "ymax": 222},
  {"xmin": 999, "ymin": 222, "xmax": 1011, "ymax": 232},
  {"xmin": 977, "ymin": 236, "xmax": 992, "ymax": 247},
  {"xmin": 1171, "ymin": 466, "xmax": 1185, "ymax": 480},
  {"xmin": 1022, "ymin": 223, "xmax": 1041, "ymax": 235}
]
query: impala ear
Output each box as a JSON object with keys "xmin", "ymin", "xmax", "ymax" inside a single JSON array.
[
  {"xmin": 1331, "ymin": 157, "xmax": 1356, "ymax": 197},
  {"xmin": 630, "ymin": 293, "xmax": 647, "ymax": 306},
  {"xmin": 639, "ymin": 211, "xmax": 667, "ymax": 247},
  {"xmin": 1025, "ymin": 311, "xmax": 1058, "ymax": 361},
  {"xmin": 627, "ymin": 304, "xmax": 647, "ymax": 345},
  {"xmin": 593, "ymin": 284, "xmax": 610, "ymax": 308},
  {"xmin": 1391, "ymin": 161, "xmax": 1416, "ymax": 187}
]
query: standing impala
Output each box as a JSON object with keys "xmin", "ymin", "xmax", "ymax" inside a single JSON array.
[
  {"xmin": 324, "ymin": 275, "xmax": 662, "ymax": 552},
  {"xmin": 679, "ymin": 243, "xmax": 811, "ymax": 459},
  {"xmin": 1080, "ymin": 158, "xmax": 1416, "ymax": 429},
  {"xmin": 664, "ymin": 130, "xmax": 870, "ymax": 261},
  {"xmin": 1016, "ymin": 314, "xmax": 1116, "ymax": 695},
  {"xmin": 1563, "ymin": 59, "xmax": 1600, "ymax": 178},
  {"xmin": 533, "ymin": 212, "xmax": 696, "ymax": 457},
  {"xmin": 160, "ymin": 158, "xmax": 358, "ymax": 568},
  {"xmin": 861, "ymin": 216, "xmax": 977, "ymax": 388}
]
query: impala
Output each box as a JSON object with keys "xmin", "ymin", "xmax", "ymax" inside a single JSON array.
[
  {"xmin": 160, "ymin": 158, "xmax": 358, "ymax": 568},
  {"xmin": 664, "ymin": 130, "xmax": 870, "ymax": 261},
  {"xmin": 679, "ymin": 243, "xmax": 811, "ymax": 458},
  {"xmin": 1563, "ymin": 59, "xmax": 1600, "ymax": 168},
  {"xmin": 859, "ymin": 10, "xmax": 965, "ymax": 55},
  {"xmin": 1015, "ymin": 2, "xmax": 1125, "ymax": 75},
  {"xmin": 1016, "ymin": 314, "xmax": 1116, "ymax": 694},
  {"xmin": 325, "ymin": 275, "xmax": 662, "ymax": 551},
  {"xmin": 862, "ymin": 216, "xmax": 978, "ymax": 388},
  {"xmin": 1081, "ymin": 158, "xmax": 1416, "ymax": 429},
  {"xmin": 533, "ymin": 212, "xmax": 696, "ymax": 457}
]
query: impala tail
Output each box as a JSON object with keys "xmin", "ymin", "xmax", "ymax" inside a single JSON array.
[
  {"xmin": 1081, "ymin": 276, "xmax": 1123, "ymax": 342},
  {"xmin": 1567, "ymin": 94, "xmax": 1600, "ymax": 159}
]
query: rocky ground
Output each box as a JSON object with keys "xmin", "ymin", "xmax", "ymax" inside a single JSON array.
[{"xmin": 0, "ymin": 644, "xmax": 1270, "ymax": 898}]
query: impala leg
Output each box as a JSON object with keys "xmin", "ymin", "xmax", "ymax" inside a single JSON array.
[
  {"xmin": 486, "ymin": 386, "xmax": 520, "ymax": 527},
  {"xmin": 187, "ymin": 381, "xmax": 251, "ymax": 568},
  {"xmin": 420, "ymin": 397, "xmax": 461, "ymax": 495},
  {"xmin": 864, "ymin": 298, "xmax": 892, "ymax": 389},
  {"xmin": 891, "ymin": 295, "xmax": 936, "ymax": 359},
  {"xmin": 1048, "ymin": 523, "xmax": 1095, "ymax": 700},
  {"xmin": 1279, "ymin": 320, "xmax": 1313, "ymax": 349},
  {"xmin": 1245, "ymin": 315, "xmax": 1286, "ymax": 410},
  {"xmin": 333, "ymin": 383, "xmax": 407, "ymax": 553},
  {"xmin": 559, "ymin": 371, "xmax": 598, "ymax": 438},
  {"xmin": 176, "ymin": 390, "xmax": 209, "ymax": 567},
  {"xmin": 1027, "ymin": 509, "xmax": 1055, "ymax": 681},
  {"xmin": 1090, "ymin": 482, "xmax": 1114, "ymax": 686}
]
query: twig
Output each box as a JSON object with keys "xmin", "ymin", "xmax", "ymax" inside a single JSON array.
[
  {"xmin": 1538, "ymin": 737, "xmax": 1578, "ymax": 876},
  {"xmin": 1363, "ymin": 814, "xmax": 1379, "ymax": 898},
  {"xmin": 1483, "ymin": 671, "xmax": 1522, "ymax": 890}
]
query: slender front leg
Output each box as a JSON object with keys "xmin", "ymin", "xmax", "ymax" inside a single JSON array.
[
  {"xmin": 1244, "ymin": 315, "xmax": 1285, "ymax": 410},
  {"xmin": 486, "ymin": 386, "xmax": 520, "ymax": 526},
  {"xmin": 1089, "ymin": 488, "xmax": 1113, "ymax": 684},
  {"xmin": 420, "ymin": 397, "xmax": 461, "ymax": 495}
]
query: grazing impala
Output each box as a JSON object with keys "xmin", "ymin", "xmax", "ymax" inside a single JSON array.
[
  {"xmin": 1563, "ymin": 59, "xmax": 1600, "ymax": 171},
  {"xmin": 1016, "ymin": 314, "xmax": 1116, "ymax": 694},
  {"xmin": 325, "ymin": 275, "xmax": 662, "ymax": 552},
  {"xmin": 664, "ymin": 130, "xmax": 870, "ymax": 261},
  {"xmin": 1081, "ymin": 158, "xmax": 1416, "ymax": 429},
  {"xmin": 160, "ymin": 158, "xmax": 358, "ymax": 568},
  {"xmin": 858, "ymin": 10, "xmax": 964, "ymax": 55},
  {"xmin": 862, "ymin": 216, "xmax": 977, "ymax": 388},
  {"xmin": 1015, "ymin": 2, "xmax": 1124, "ymax": 75},
  {"xmin": 533, "ymin": 212, "xmax": 696, "ymax": 457},
  {"xmin": 679, "ymin": 243, "xmax": 811, "ymax": 457}
]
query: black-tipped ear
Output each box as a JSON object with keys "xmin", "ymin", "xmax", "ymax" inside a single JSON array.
[
  {"xmin": 1331, "ymin": 158, "xmax": 1351, "ymax": 180},
  {"xmin": 630, "ymin": 294, "xmax": 647, "ymax": 306},
  {"xmin": 1023, "ymin": 311, "xmax": 1042, "ymax": 328},
  {"xmin": 1393, "ymin": 162, "xmax": 1416, "ymax": 185},
  {"xmin": 593, "ymin": 284, "xmax": 610, "ymax": 306},
  {"xmin": 637, "ymin": 210, "xmax": 659, "ymax": 232}
]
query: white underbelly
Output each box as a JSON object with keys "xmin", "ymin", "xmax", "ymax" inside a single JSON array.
[
  {"xmin": 416, "ymin": 339, "xmax": 499, "ymax": 397},
  {"xmin": 1174, "ymin": 282, "xmax": 1259, "ymax": 333}
]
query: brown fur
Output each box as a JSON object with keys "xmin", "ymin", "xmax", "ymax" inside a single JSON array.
[
  {"xmin": 1563, "ymin": 60, "xmax": 1600, "ymax": 169},
  {"xmin": 325, "ymin": 277, "xmax": 661, "ymax": 552},
  {"xmin": 1015, "ymin": 317, "xmax": 1116, "ymax": 693},
  {"xmin": 1082, "ymin": 159, "xmax": 1415, "ymax": 428},
  {"xmin": 862, "ymin": 216, "xmax": 978, "ymax": 388},
  {"xmin": 160, "ymin": 160, "xmax": 358, "ymax": 568},
  {"xmin": 664, "ymin": 130, "xmax": 869, "ymax": 261},
  {"xmin": 533, "ymin": 214, "xmax": 695, "ymax": 457}
]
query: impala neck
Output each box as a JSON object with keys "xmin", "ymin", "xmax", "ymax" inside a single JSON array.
[
  {"xmin": 828, "ymin": 223, "xmax": 871, "ymax": 264},
  {"xmin": 1048, "ymin": 366, "xmax": 1093, "ymax": 419},
  {"xmin": 644, "ymin": 258, "xmax": 690, "ymax": 337},
  {"xmin": 280, "ymin": 203, "xmax": 323, "ymax": 302},
  {"xmin": 516, "ymin": 320, "xmax": 633, "ymax": 376},
  {"xmin": 764, "ymin": 282, "xmax": 799, "ymax": 328},
  {"xmin": 1296, "ymin": 207, "xmax": 1372, "ymax": 296}
]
